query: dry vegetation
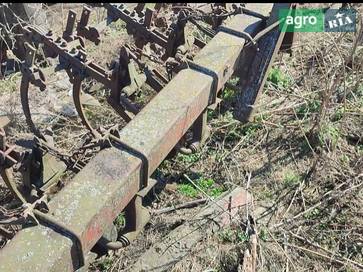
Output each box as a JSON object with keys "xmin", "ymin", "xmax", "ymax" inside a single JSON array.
[{"xmin": 0, "ymin": 3, "xmax": 362, "ymax": 272}]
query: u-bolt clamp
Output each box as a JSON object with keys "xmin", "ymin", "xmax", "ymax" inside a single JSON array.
[{"xmin": 217, "ymin": 25, "xmax": 259, "ymax": 50}]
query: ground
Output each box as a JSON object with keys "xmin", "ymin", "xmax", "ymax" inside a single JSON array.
[{"xmin": 0, "ymin": 3, "xmax": 362, "ymax": 272}]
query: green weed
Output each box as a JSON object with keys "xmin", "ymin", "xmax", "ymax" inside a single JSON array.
[
  {"xmin": 209, "ymin": 187, "xmax": 224, "ymax": 198},
  {"xmin": 228, "ymin": 77, "xmax": 239, "ymax": 85},
  {"xmin": 224, "ymin": 129, "xmax": 243, "ymax": 142},
  {"xmin": 114, "ymin": 212, "xmax": 126, "ymax": 229},
  {"xmin": 177, "ymin": 177, "xmax": 225, "ymax": 198},
  {"xmin": 219, "ymin": 229, "xmax": 234, "ymax": 243},
  {"xmin": 259, "ymin": 227, "xmax": 268, "ymax": 242},
  {"xmin": 219, "ymin": 112, "xmax": 262, "ymax": 143},
  {"xmin": 296, "ymin": 100, "xmax": 321, "ymax": 119},
  {"xmin": 236, "ymin": 231, "xmax": 249, "ymax": 242},
  {"xmin": 177, "ymin": 153, "xmax": 200, "ymax": 164},
  {"xmin": 219, "ymin": 229, "xmax": 249, "ymax": 243},
  {"xmin": 283, "ymin": 169, "xmax": 301, "ymax": 187},
  {"xmin": 303, "ymin": 208, "xmax": 321, "ymax": 219},
  {"xmin": 340, "ymin": 154, "xmax": 350, "ymax": 166},
  {"xmin": 259, "ymin": 187, "xmax": 274, "ymax": 199},
  {"xmin": 318, "ymin": 123, "xmax": 340, "ymax": 149},
  {"xmin": 178, "ymin": 184, "xmax": 198, "ymax": 198},
  {"xmin": 332, "ymin": 106, "xmax": 344, "ymax": 122},
  {"xmin": 109, "ymin": 19, "xmax": 126, "ymax": 31},
  {"xmin": 197, "ymin": 178, "xmax": 215, "ymax": 190},
  {"xmin": 207, "ymin": 109, "xmax": 216, "ymax": 121},
  {"xmin": 98, "ymin": 256, "xmax": 113, "ymax": 271},
  {"xmin": 239, "ymin": 122, "xmax": 263, "ymax": 138},
  {"xmin": 267, "ymin": 67, "xmax": 292, "ymax": 88},
  {"xmin": 221, "ymin": 87, "xmax": 235, "ymax": 101},
  {"xmin": 318, "ymin": 223, "xmax": 328, "ymax": 230}
]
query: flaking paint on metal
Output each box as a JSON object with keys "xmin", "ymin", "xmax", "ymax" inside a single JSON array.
[
  {"xmin": 193, "ymin": 15, "xmax": 263, "ymax": 92},
  {"xmin": 118, "ymin": 70, "xmax": 212, "ymax": 174},
  {"xmin": 48, "ymin": 148, "xmax": 136, "ymax": 228},
  {"xmin": 0, "ymin": 225, "xmax": 73, "ymax": 271},
  {"xmin": 0, "ymin": 148, "xmax": 141, "ymax": 271}
]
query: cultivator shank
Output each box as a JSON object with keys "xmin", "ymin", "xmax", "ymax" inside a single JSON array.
[{"xmin": 0, "ymin": 3, "xmax": 295, "ymax": 271}]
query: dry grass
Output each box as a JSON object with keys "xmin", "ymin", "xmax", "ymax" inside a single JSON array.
[
  {"xmin": 97, "ymin": 6, "xmax": 363, "ymax": 272},
  {"xmin": 147, "ymin": 12, "xmax": 363, "ymax": 272}
]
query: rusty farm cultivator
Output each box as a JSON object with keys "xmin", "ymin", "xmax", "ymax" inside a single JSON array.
[{"xmin": 0, "ymin": 3, "xmax": 295, "ymax": 271}]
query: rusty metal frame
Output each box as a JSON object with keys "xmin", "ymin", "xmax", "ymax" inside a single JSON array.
[
  {"xmin": 19, "ymin": 21, "xmax": 140, "ymax": 139},
  {"xmin": 18, "ymin": 5, "xmax": 191, "ymax": 140},
  {"xmin": 234, "ymin": 3, "xmax": 294, "ymax": 122},
  {"xmin": 0, "ymin": 4, "xmax": 293, "ymax": 271},
  {"xmin": 104, "ymin": 3, "xmax": 206, "ymax": 59}
]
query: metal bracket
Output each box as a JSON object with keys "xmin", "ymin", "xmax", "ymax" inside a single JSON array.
[
  {"xmin": 120, "ymin": 178, "xmax": 157, "ymax": 244},
  {"xmin": 218, "ymin": 25, "xmax": 258, "ymax": 48},
  {"xmin": 63, "ymin": 10, "xmax": 77, "ymax": 41},
  {"xmin": 33, "ymin": 210, "xmax": 85, "ymax": 269},
  {"xmin": 108, "ymin": 134, "xmax": 149, "ymax": 190},
  {"xmin": 76, "ymin": 7, "xmax": 101, "ymax": 45},
  {"xmin": 183, "ymin": 60, "xmax": 219, "ymax": 105}
]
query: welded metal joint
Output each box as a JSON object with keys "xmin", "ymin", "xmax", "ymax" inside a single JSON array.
[
  {"xmin": 218, "ymin": 25, "xmax": 258, "ymax": 48},
  {"xmin": 183, "ymin": 60, "xmax": 219, "ymax": 105},
  {"xmin": 108, "ymin": 135, "xmax": 149, "ymax": 189}
]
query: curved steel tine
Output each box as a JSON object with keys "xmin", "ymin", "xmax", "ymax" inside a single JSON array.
[
  {"xmin": 0, "ymin": 169, "xmax": 27, "ymax": 204},
  {"xmin": 0, "ymin": 115, "xmax": 26, "ymax": 203},
  {"xmin": 72, "ymin": 73, "xmax": 102, "ymax": 139},
  {"xmin": 20, "ymin": 75, "xmax": 46, "ymax": 141}
]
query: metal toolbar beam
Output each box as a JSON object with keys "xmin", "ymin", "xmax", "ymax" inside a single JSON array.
[
  {"xmin": 104, "ymin": 3, "xmax": 168, "ymax": 47},
  {"xmin": 0, "ymin": 9, "xmax": 269, "ymax": 272}
]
